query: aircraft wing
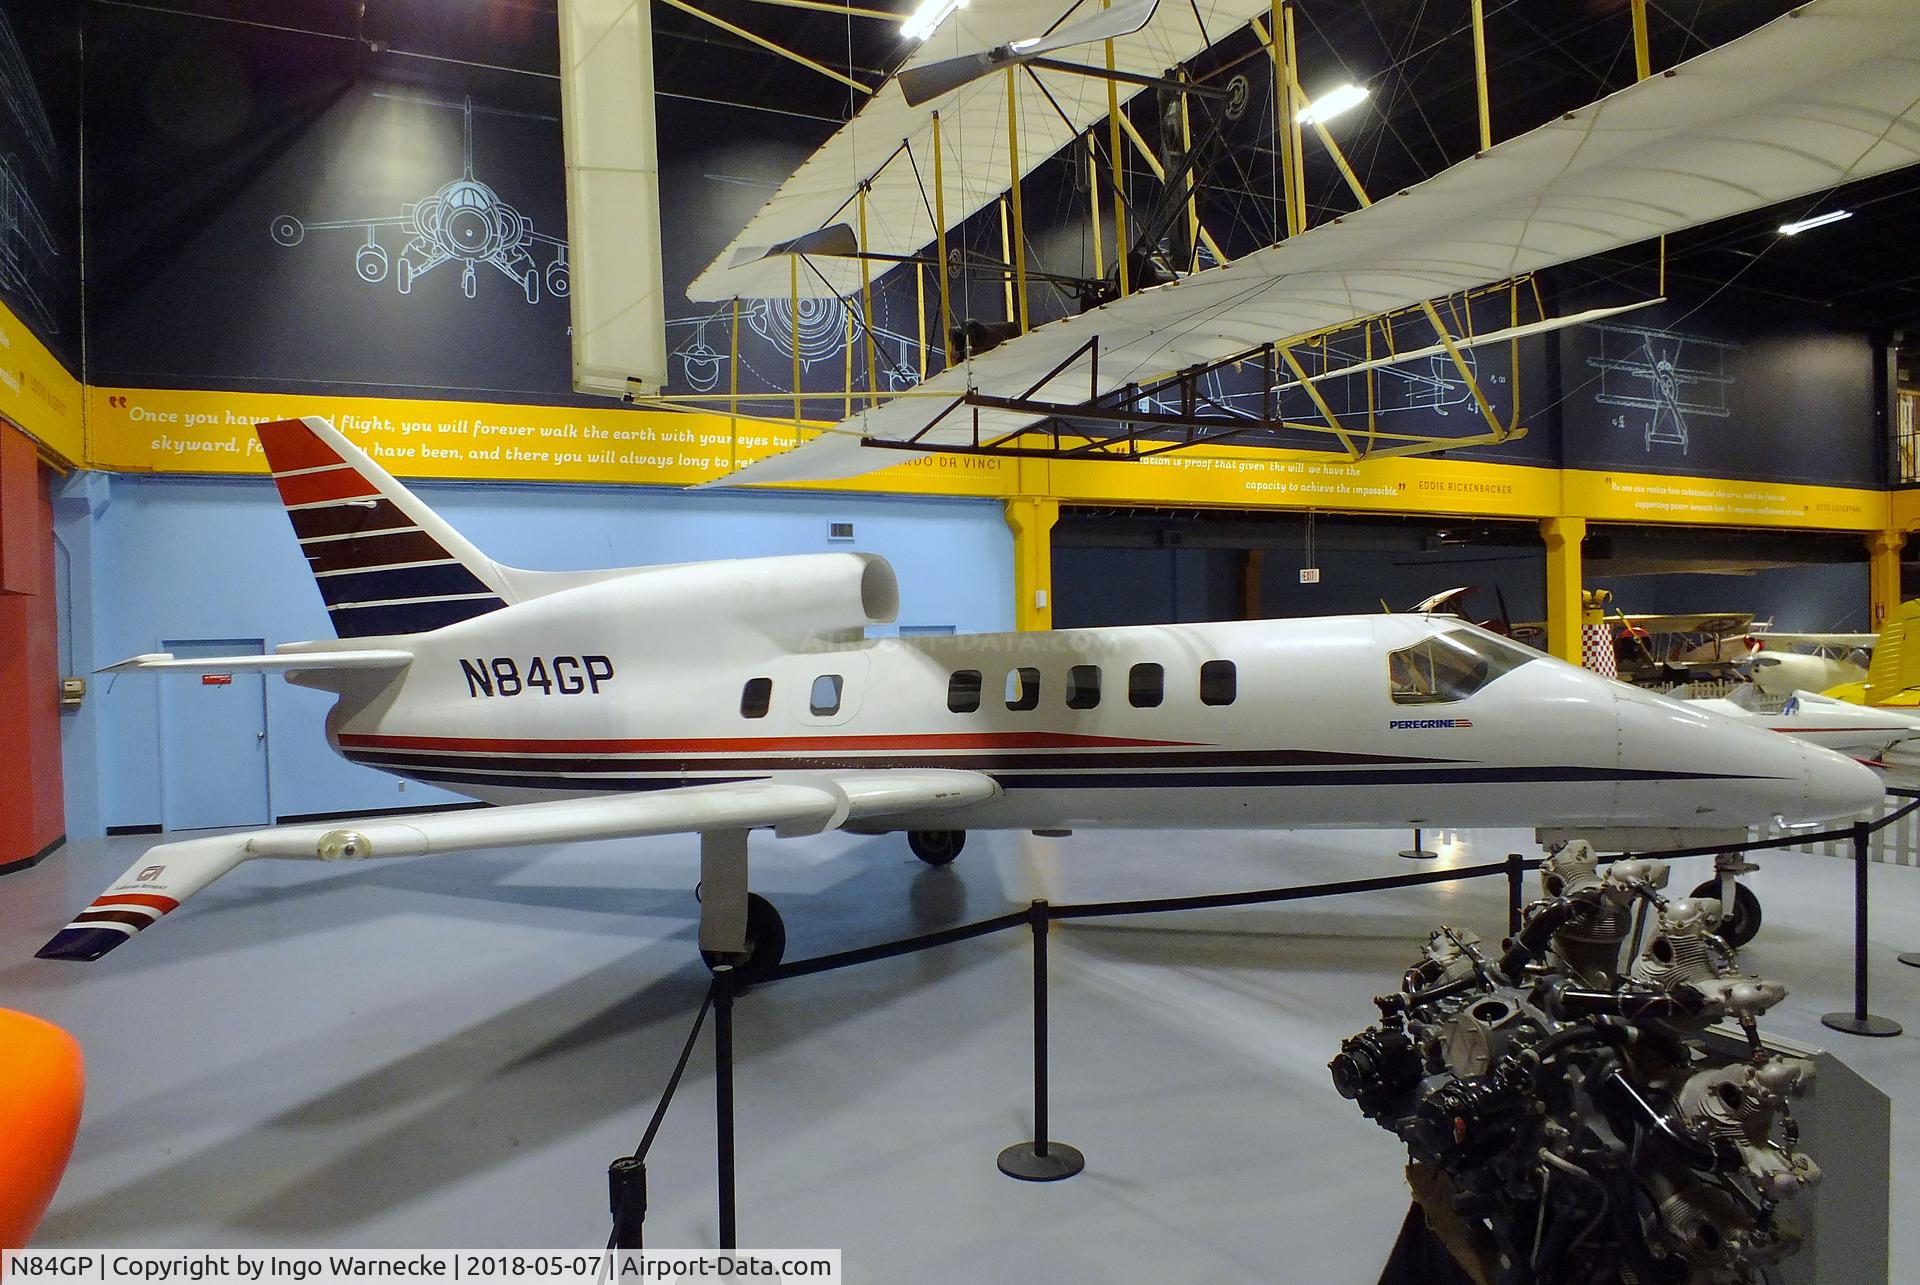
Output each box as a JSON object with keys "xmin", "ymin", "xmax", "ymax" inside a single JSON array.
[
  {"xmin": 1616, "ymin": 614, "xmax": 1754, "ymax": 637},
  {"xmin": 35, "ymin": 770, "xmax": 999, "ymax": 962},
  {"xmin": 1749, "ymin": 632, "xmax": 1876, "ymax": 649},
  {"xmin": 716, "ymin": 0, "xmax": 1920, "ymax": 485},
  {"xmin": 100, "ymin": 649, "xmax": 414, "ymax": 674}
]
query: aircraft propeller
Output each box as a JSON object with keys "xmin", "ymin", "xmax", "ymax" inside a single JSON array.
[{"xmin": 897, "ymin": 0, "xmax": 1160, "ymax": 107}]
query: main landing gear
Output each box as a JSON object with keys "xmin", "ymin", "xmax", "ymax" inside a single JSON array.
[
  {"xmin": 696, "ymin": 830, "xmax": 787, "ymax": 986},
  {"xmin": 908, "ymin": 829, "xmax": 966, "ymax": 866},
  {"xmin": 699, "ymin": 892, "xmax": 786, "ymax": 985}
]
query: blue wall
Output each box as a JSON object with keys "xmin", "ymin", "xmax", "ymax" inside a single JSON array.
[{"xmin": 56, "ymin": 475, "xmax": 1014, "ymax": 835}]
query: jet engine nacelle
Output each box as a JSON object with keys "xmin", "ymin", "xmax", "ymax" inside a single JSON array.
[
  {"xmin": 486, "ymin": 552, "xmax": 901, "ymax": 655},
  {"xmin": 672, "ymin": 552, "xmax": 900, "ymax": 647}
]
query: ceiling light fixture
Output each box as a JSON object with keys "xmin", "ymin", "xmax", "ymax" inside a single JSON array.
[
  {"xmin": 900, "ymin": 0, "xmax": 967, "ymax": 43},
  {"xmin": 1777, "ymin": 209, "xmax": 1852, "ymax": 235},
  {"xmin": 1296, "ymin": 82, "xmax": 1369, "ymax": 125}
]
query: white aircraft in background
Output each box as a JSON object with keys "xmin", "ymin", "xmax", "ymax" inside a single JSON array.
[
  {"xmin": 1740, "ymin": 633, "xmax": 1873, "ymax": 699},
  {"xmin": 39, "ymin": 419, "xmax": 1882, "ymax": 979}
]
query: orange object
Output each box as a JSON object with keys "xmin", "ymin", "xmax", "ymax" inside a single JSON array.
[{"xmin": 0, "ymin": 1009, "xmax": 83, "ymax": 1249}]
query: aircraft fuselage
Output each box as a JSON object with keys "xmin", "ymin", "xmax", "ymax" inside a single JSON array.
[{"xmin": 313, "ymin": 591, "xmax": 1863, "ymax": 837}]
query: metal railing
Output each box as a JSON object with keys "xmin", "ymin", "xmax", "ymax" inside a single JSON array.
[
  {"xmin": 604, "ymin": 791, "xmax": 1919, "ymax": 1249},
  {"xmin": 1896, "ymin": 388, "xmax": 1920, "ymax": 484}
]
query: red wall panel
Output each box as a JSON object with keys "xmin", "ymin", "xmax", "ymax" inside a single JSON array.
[{"xmin": 0, "ymin": 423, "xmax": 64, "ymax": 870}]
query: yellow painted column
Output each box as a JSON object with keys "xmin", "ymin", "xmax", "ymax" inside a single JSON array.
[
  {"xmin": 1868, "ymin": 529, "xmax": 1906, "ymax": 632},
  {"xmin": 1005, "ymin": 497, "xmax": 1060, "ymax": 632},
  {"xmin": 1541, "ymin": 516, "xmax": 1587, "ymax": 664}
]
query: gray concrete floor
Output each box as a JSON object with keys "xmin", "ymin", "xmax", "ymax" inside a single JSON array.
[{"xmin": 2, "ymin": 824, "xmax": 1915, "ymax": 1280}]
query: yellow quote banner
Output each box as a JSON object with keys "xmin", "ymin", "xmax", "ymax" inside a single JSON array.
[
  {"xmin": 1563, "ymin": 468, "xmax": 1889, "ymax": 532},
  {"xmin": 0, "ymin": 303, "xmax": 82, "ymax": 465},
  {"xmin": 83, "ymin": 384, "xmax": 1899, "ymax": 536},
  {"xmin": 85, "ymin": 386, "xmax": 1011, "ymax": 498}
]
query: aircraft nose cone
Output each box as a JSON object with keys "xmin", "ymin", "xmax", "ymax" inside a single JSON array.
[{"xmin": 1797, "ymin": 742, "xmax": 1885, "ymax": 823}]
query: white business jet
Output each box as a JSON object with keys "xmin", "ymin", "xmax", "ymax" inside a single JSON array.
[{"xmin": 39, "ymin": 419, "xmax": 1882, "ymax": 978}]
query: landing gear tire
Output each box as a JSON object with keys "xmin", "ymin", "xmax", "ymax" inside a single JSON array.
[
  {"xmin": 1691, "ymin": 878, "xmax": 1763, "ymax": 950},
  {"xmin": 908, "ymin": 829, "xmax": 965, "ymax": 866},
  {"xmin": 700, "ymin": 892, "xmax": 786, "ymax": 985}
]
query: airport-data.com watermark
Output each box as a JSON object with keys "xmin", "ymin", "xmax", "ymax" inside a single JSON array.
[{"xmin": 3, "ymin": 1252, "xmax": 840, "ymax": 1285}]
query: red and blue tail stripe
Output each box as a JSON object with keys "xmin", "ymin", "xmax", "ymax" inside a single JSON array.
[{"xmin": 257, "ymin": 418, "xmax": 511, "ymax": 638}]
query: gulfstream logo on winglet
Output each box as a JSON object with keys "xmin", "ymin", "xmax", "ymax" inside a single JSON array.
[
  {"xmin": 461, "ymin": 656, "xmax": 613, "ymax": 698},
  {"xmin": 1390, "ymin": 718, "xmax": 1474, "ymax": 729}
]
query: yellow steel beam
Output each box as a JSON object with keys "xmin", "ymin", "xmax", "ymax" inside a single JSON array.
[
  {"xmin": 1277, "ymin": 344, "xmax": 1362, "ymax": 458},
  {"xmin": 998, "ymin": 197, "xmax": 1015, "ymax": 319},
  {"xmin": 1363, "ymin": 424, "xmax": 1527, "ymax": 460},
  {"xmin": 1104, "ymin": 10, "xmax": 1130, "ymax": 297},
  {"xmin": 1870, "ymin": 530, "xmax": 1906, "ymax": 632},
  {"xmin": 1087, "ymin": 133, "xmax": 1105, "ymax": 280},
  {"xmin": 858, "ymin": 185, "xmax": 878, "ymax": 407},
  {"xmin": 733, "ymin": 0, "xmax": 896, "ymax": 19},
  {"xmin": 1542, "ymin": 517, "xmax": 1587, "ymax": 664},
  {"xmin": 1179, "ymin": 71, "xmax": 1200, "ymax": 270},
  {"xmin": 1470, "ymin": 0, "xmax": 1492, "ymax": 151},
  {"xmin": 1629, "ymin": 0, "xmax": 1651, "ymax": 80},
  {"xmin": 789, "ymin": 254, "xmax": 803, "ymax": 431},
  {"xmin": 1114, "ymin": 112, "xmax": 1231, "ymax": 264},
  {"xmin": 1283, "ymin": 3, "xmax": 1306, "ymax": 226},
  {"xmin": 932, "ymin": 113, "xmax": 954, "ymax": 368},
  {"xmin": 1271, "ymin": 0, "xmax": 1300, "ymax": 237},
  {"xmin": 915, "ymin": 255, "xmax": 928, "ymax": 379},
  {"xmin": 1007, "ymin": 67, "xmax": 1030, "ymax": 334},
  {"xmin": 1005, "ymin": 497, "xmax": 1060, "ymax": 631},
  {"xmin": 1416, "ymin": 298, "xmax": 1507, "ymax": 438},
  {"xmin": 660, "ymin": 0, "xmax": 872, "ymax": 97},
  {"xmin": 729, "ymin": 297, "xmax": 740, "ymax": 471}
]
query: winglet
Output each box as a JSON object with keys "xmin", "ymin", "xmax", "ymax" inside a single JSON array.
[{"xmin": 36, "ymin": 836, "xmax": 252, "ymax": 962}]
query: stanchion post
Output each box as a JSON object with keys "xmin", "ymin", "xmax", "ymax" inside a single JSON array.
[
  {"xmin": 1505, "ymin": 852, "xmax": 1525, "ymax": 939},
  {"xmin": 1398, "ymin": 827, "xmax": 1437, "ymax": 861},
  {"xmin": 1822, "ymin": 822, "xmax": 1903, "ymax": 1038},
  {"xmin": 608, "ymin": 1157, "xmax": 646, "ymax": 1250},
  {"xmin": 997, "ymin": 901, "xmax": 1085, "ymax": 1181},
  {"xmin": 714, "ymin": 966, "xmax": 740, "ymax": 1246}
]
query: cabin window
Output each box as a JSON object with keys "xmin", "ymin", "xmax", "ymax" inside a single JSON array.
[
  {"xmin": 948, "ymin": 669, "xmax": 983, "ymax": 713},
  {"xmin": 1389, "ymin": 627, "xmax": 1538, "ymax": 705},
  {"xmin": 740, "ymin": 677, "xmax": 772, "ymax": 719},
  {"xmin": 810, "ymin": 673, "xmax": 844, "ymax": 716},
  {"xmin": 1066, "ymin": 665, "xmax": 1101, "ymax": 710},
  {"xmin": 1200, "ymin": 659, "xmax": 1237, "ymax": 706},
  {"xmin": 1129, "ymin": 662, "xmax": 1164, "ymax": 708},
  {"xmin": 1005, "ymin": 667, "xmax": 1041, "ymax": 711}
]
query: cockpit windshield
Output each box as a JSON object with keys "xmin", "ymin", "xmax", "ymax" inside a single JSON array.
[{"xmin": 1389, "ymin": 627, "xmax": 1540, "ymax": 705}]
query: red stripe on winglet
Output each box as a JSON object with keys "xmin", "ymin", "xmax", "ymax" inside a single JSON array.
[
  {"xmin": 273, "ymin": 467, "xmax": 382, "ymax": 507},
  {"xmin": 93, "ymin": 893, "xmax": 180, "ymax": 913},
  {"xmin": 256, "ymin": 419, "xmax": 343, "ymax": 473}
]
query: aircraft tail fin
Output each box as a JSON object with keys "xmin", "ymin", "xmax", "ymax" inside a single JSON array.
[{"xmin": 256, "ymin": 417, "xmax": 515, "ymax": 638}]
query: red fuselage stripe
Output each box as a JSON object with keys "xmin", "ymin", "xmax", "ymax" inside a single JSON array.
[{"xmin": 336, "ymin": 731, "xmax": 1205, "ymax": 753}]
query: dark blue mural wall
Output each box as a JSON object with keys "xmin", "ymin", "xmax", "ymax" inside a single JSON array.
[
  {"xmin": 58, "ymin": 2, "xmax": 1889, "ymax": 490},
  {"xmin": 0, "ymin": 0, "xmax": 81, "ymax": 375}
]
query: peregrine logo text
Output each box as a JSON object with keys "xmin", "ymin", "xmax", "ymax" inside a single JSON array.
[{"xmin": 1389, "ymin": 718, "xmax": 1474, "ymax": 730}]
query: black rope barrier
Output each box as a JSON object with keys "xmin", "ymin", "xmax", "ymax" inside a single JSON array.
[
  {"xmin": 612, "ymin": 784, "xmax": 1920, "ymax": 1246},
  {"xmin": 606, "ymin": 983, "xmax": 716, "ymax": 1252}
]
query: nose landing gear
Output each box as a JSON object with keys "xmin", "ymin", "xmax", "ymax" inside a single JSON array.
[
  {"xmin": 1691, "ymin": 850, "xmax": 1763, "ymax": 949},
  {"xmin": 908, "ymin": 829, "xmax": 966, "ymax": 866}
]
